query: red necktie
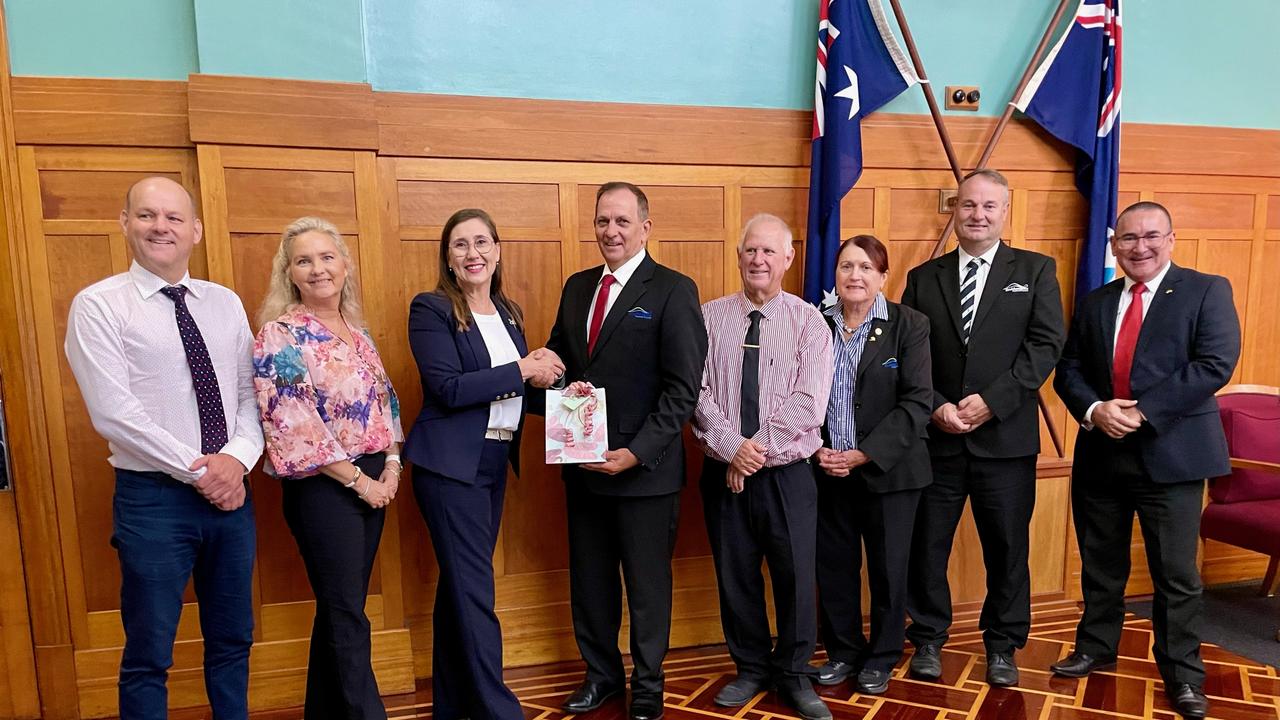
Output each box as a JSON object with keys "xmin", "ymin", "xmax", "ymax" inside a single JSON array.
[
  {"xmin": 586, "ymin": 274, "xmax": 616, "ymax": 356},
  {"xmin": 1112, "ymin": 282, "xmax": 1147, "ymax": 399}
]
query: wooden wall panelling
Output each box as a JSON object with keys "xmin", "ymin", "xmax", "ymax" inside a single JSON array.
[
  {"xmin": 187, "ymin": 75, "xmax": 377, "ymax": 151},
  {"xmin": 9, "ymin": 77, "xmax": 191, "ymax": 148},
  {"xmin": 0, "ymin": 11, "xmax": 53, "ymax": 714},
  {"xmin": 197, "ymin": 144, "xmax": 415, "ymax": 707}
]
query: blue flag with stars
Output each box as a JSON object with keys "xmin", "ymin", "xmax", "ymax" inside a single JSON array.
[
  {"xmin": 1016, "ymin": 0, "xmax": 1123, "ymax": 307},
  {"xmin": 805, "ymin": 0, "xmax": 917, "ymax": 306}
]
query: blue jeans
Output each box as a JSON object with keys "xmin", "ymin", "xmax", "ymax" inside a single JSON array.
[{"xmin": 112, "ymin": 469, "xmax": 256, "ymax": 720}]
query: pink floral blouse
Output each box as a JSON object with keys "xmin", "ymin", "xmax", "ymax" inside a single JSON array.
[{"xmin": 253, "ymin": 307, "xmax": 403, "ymax": 477}]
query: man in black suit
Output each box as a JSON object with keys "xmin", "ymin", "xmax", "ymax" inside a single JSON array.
[
  {"xmin": 546, "ymin": 182, "xmax": 709, "ymax": 720},
  {"xmin": 1051, "ymin": 202, "xmax": 1240, "ymax": 720},
  {"xmin": 901, "ymin": 169, "xmax": 1065, "ymax": 687}
]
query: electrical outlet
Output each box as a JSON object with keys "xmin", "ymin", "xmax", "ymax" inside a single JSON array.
[
  {"xmin": 939, "ymin": 189, "xmax": 958, "ymax": 213},
  {"xmin": 945, "ymin": 85, "xmax": 980, "ymax": 111}
]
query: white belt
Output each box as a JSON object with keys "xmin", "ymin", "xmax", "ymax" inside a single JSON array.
[{"xmin": 485, "ymin": 428, "xmax": 514, "ymax": 441}]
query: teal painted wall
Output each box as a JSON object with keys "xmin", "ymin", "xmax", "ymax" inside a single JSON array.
[
  {"xmin": 6, "ymin": 0, "xmax": 1278, "ymax": 129},
  {"xmin": 192, "ymin": 0, "xmax": 365, "ymax": 83},
  {"xmin": 6, "ymin": 0, "xmax": 198, "ymax": 80}
]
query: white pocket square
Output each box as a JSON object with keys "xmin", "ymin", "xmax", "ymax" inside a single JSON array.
[{"xmin": 1003, "ymin": 282, "xmax": 1030, "ymax": 293}]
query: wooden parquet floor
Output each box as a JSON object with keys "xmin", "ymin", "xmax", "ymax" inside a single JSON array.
[{"xmin": 247, "ymin": 600, "xmax": 1280, "ymax": 720}]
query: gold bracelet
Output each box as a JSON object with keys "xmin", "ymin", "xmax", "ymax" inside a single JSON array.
[
  {"xmin": 344, "ymin": 466, "xmax": 362, "ymax": 489},
  {"xmin": 358, "ymin": 475, "xmax": 372, "ymax": 498}
]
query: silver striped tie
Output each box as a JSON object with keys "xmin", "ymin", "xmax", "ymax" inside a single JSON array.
[{"xmin": 960, "ymin": 259, "xmax": 980, "ymax": 343}]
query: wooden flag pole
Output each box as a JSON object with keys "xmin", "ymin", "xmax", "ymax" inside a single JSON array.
[
  {"xmin": 929, "ymin": 0, "xmax": 1076, "ymax": 261},
  {"xmin": 906, "ymin": 0, "xmax": 1076, "ymax": 458},
  {"xmin": 886, "ymin": 0, "xmax": 963, "ymax": 184}
]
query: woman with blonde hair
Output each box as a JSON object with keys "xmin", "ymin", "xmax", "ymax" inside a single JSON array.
[{"xmin": 254, "ymin": 216, "xmax": 402, "ymax": 719}]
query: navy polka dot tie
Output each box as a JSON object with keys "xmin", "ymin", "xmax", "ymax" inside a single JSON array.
[{"xmin": 160, "ymin": 286, "xmax": 229, "ymax": 455}]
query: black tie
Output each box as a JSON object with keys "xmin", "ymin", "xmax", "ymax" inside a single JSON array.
[{"xmin": 740, "ymin": 310, "xmax": 763, "ymax": 438}]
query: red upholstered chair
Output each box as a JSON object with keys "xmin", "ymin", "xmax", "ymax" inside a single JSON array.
[{"xmin": 1201, "ymin": 385, "xmax": 1280, "ymax": 597}]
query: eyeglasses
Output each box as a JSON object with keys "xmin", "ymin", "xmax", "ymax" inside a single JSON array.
[
  {"xmin": 448, "ymin": 237, "xmax": 495, "ymax": 256},
  {"xmin": 1114, "ymin": 231, "xmax": 1170, "ymax": 249}
]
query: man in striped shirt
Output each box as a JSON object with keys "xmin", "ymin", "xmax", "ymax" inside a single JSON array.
[{"xmin": 693, "ymin": 214, "xmax": 834, "ymax": 720}]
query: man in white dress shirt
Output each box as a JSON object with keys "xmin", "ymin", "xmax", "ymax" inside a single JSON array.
[{"xmin": 64, "ymin": 177, "xmax": 263, "ymax": 720}]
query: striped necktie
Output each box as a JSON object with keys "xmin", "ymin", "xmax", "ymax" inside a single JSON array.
[{"xmin": 960, "ymin": 258, "xmax": 981, "ymax": 344}]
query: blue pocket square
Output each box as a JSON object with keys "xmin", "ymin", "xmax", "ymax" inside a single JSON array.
[
  {"xmin": 627, "ymin": 306, "xmax": 653, "ymax": 320},
  {"xmin": 882, "ymin": 357, "xmax": 899, "ymax": 369}
]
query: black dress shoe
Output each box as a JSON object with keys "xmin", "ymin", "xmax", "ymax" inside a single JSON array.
[
  {"xmin": 985, "ymin": 652, "xmax": 1019, "ymax": 687},
  {"xmin": 1166, "ymin": 683, "xmax": 1209, "ymax": 719},
  {"xmin": 909, "ymin": 643, "xmax": 943, "ymax": 679},
  {"xmin": 783, "ymin": 686, "xmax": 833, "ymax": 720},
  {"xmin": 816, "ymin": 659, "xmax": 855, "ymax": 686},
  {"xmin": 562, "ymin": 681, "xmax": 624, "ymax": 713},
  {"xmin": 855, "ymin": 668, "xmax": 889, "ymax": 695},
  {"xmin": 630, "ymin": 694, "xmax": 665, "ymax": 720},
  {"xmin": 1049, "ymin": 651, "xmax": 1117, "ymax": 678},
  {"xmin": 714, "ymin": 676, "xmax": 766, "ymax": 707}
]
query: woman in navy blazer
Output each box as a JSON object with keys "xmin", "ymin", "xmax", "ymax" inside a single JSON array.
[
  {"xmin": 405, "ymin": 208, "xmax": 563, "ymax": 720},
  {"xmin": 811, "ymin": 235, "xmax": 934, "ymax": 696}
]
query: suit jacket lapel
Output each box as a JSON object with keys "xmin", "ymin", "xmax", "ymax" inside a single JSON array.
[
  {"xmin": 932, "ymin": 253, "xmax": 964, "ymax": 340},
  {"xmin": 1100, "ymin": 279, "xmax": 1123, "ymax": 381},
  {"xmin": 856, "ymin": 314, "xmax": 892, "ymax": 379},
  {"xmin": 568, "ymin": 269, "xmax": 600, "ymax": 364},
  {"xmin": 589, "ymin": 255, "xmax": 654, "ymax": 362},
  {"xmin": 496, "ymin": 302, "xmax": 529, "ymax": 356},
  {"xmin": 970, "ymin": 242, "xmax": 1014, "ymax": 338},
  {"xmin": 462, "ymin": 316, "xmax": 491, "ymax": 370},
  {"xmin": 1134, "ymin": 264, "xmax": 1182, "ymax": 360}
]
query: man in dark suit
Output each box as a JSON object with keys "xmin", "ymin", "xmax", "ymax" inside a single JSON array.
[
  {"xmin": 1051, "ymin": 202, "xmax": 1240, "ymax": 720},
  {"xmin": 901, "ymin": 168, "xmax": 1065, "ymax": 687},
  {"xmin": 546, "ymin": 182, "xmax": 709, "ymax": 720}
]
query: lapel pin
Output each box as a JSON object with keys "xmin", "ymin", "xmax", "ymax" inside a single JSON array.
[
  {"xmin": 874, "ymin": 327, "xmax": 883, "ymax": 336},
  {"xmin": 1165, "ymin": 288, "xmax": 1173, "ymax": 294},
  {"xmin": 869, "ymin": 336, "xmax": 877, "ymax": 342}
]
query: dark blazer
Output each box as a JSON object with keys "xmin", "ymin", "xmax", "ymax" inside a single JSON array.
[
  {"xmin": 545, "ymin": 253, "xmax": 708, "ymax": 496},
  {"xmin": 901, "ymin": 242, "xmax": 1065, "ymax": 458},
  {"xmin": 404, "ymin": 291, "xmax": 529, "ymax": 483},
  {"xmin": 820, "ymin": 301, "xmax": 934, "ymax": 493},
  {"xmin": 1054, "ymin": 264, "xmax": 1240, "ymax": 483}
]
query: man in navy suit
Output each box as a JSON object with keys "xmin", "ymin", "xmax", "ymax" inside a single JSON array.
[
  {"xmin": 546, "ymin": 182, "xmax": 708, "ymax": 720},
  {"xmin": 901, "ymin": 169, "xmax": 1065, "ymax": 687},
  {"xmin": 1051, "ymin": 202, "xmax": 1240, "ymax": 720}
]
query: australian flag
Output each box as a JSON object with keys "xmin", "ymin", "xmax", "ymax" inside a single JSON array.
[
  {"xmin": 1015, "ymin": 0, "xmax": 1123, "ymax": 305},
  {"xmin": 805, "ymin": 0, "xmax": 917, "ymax": 306}
]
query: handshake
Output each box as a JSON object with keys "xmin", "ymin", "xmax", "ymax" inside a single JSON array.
[{"xmin": 517, "ymin": 347, "xmax": 566, "ymax": 389}]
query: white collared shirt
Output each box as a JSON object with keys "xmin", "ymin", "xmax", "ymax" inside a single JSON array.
[
  {"xmin": 64, "ymin": 262, "xmax": 264, "ymax": 483},
  {"xmin": 957, "ymin": 241, "xmax": 1002, "ymax": 318},
  {"xmin": 585, "ymin": 248, "xmax": 648, "ymax": 335},
  {"xmin": 473, "ymin": 310, "xmax": 522, "ymax": 432}
]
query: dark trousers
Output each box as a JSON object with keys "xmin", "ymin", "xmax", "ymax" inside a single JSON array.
[
  {"xmin": 1072, "ymin": 443, "xmax": 1205, "ymax": 686},
  {"xmin": 112, "ymin": 469, "xmax": 256, "ymax": 720},
  {"xmin": 281, "ymin": 453, "xmax": 387, "ymax": 720},
  {"xmin": 413, "ymin": 440, "xmax": 523, "ymax": 720},
  {"xmin": 701, "ymin": 459, "xmax": 818, "ymax": 692},
  {"xmin": 816, "ymin": 470, "xmax": 921, "ymax": 673},
  {"xmin": 566, "ymin": 482, "xmax": 679, "ymax": 700},
  {"xmin": 906, "ymin": 453, "xmax": 1036, "ymax": 654}
]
